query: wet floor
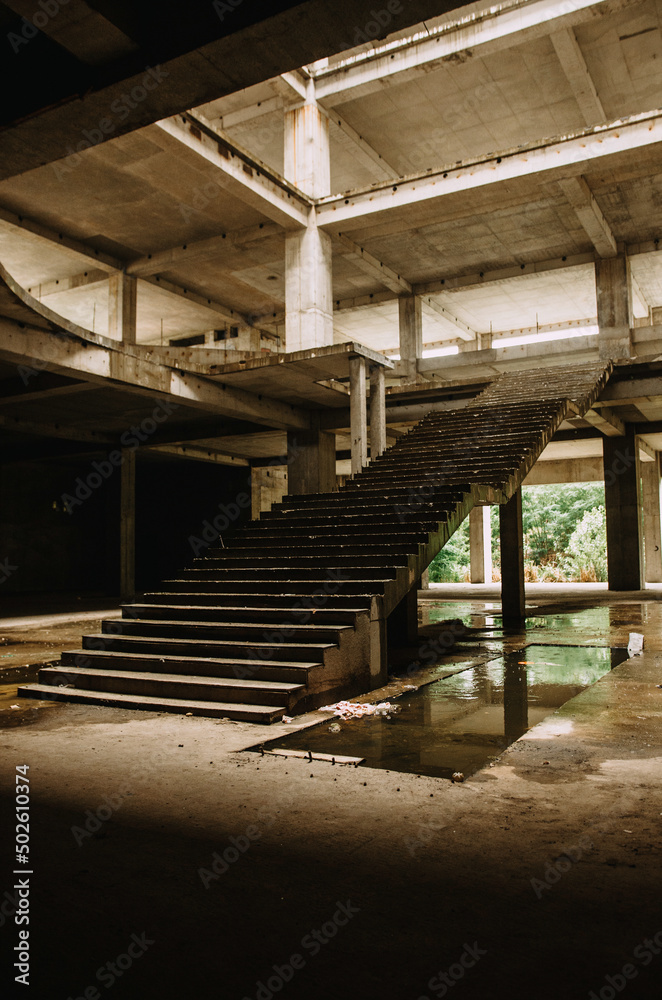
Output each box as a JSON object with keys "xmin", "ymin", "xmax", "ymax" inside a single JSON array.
[{"xmin": 255, "ymin": 644, "xmax": 630, "ymax": 780}]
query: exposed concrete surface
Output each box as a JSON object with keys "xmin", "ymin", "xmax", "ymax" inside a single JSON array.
[{"xmin": 0, "ymin": 598, "xmax": 661, "ymax": 998}]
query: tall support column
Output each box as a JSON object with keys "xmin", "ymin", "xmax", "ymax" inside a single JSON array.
[
  {"xmin": 596, "ymin": 254, "xmax": 633, "ymax": 360},
  {"xmin": 369, "ymin": 364, "xmax": 386, "ymax": 461},
  {"xmin": 470, "ymin": 506, "xmax": 493, "ymax": 584},
  {"xmin": 287, "ymin": 414, "xmax": 336, "ymax": 494},
  {"xmin": 499, "ymin": 489, "xmax": 525, "ymax": 622},
  {"xmin": 120, "ymin": 448, "xmax": 136, "ymax": 601},
  {"xmin": 108, "ymin": 272, "xmax": 137, "ymax": 344},
  {"xmin": 398, "ymin": 294, "xmax": 422, "ymax": 382},
  {"xmin": 642, "ymin": 454, "xmax": 662, "ymax": 584},
  {"xmin": 603, "ymin": 430, "xmax": 642, "ymax": 590},
  {"xmin": 284, "ymin": 98, "xmax": 333, "ymax": 352},
  {"xmin": 251, "ymin": 466, "xmax": 288, "ymax": 519},
  {"xmin": 350, "ymin": 355, "xmax": 368, "ymax": 476}
]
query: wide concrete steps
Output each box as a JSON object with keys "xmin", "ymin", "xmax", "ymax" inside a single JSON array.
[{"xmin": 19, "ymin": 361, "xmax": 612, "ymax": 722}]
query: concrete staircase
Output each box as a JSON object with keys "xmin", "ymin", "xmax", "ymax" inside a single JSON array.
[{"xmin": 19, "ymin": 361, "xmax": 612, "ymax": 722}]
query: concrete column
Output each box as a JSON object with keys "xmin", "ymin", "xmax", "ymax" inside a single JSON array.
[
  {"xmin": 120, "ymin": 448, "xmax": 136, "ymax": 601},
  {"xmin": 603, "ymin": 430, "xmax": 642, "ymax": 590},
  {"xmin": 284, "ymin": 99, "xmax": 333, "ymax": 352},
  {"xmin": 398, "ymin": 294, "xmax": 422, "ymax": 381},
  {"xmin": 596, "ymin": 254, "xmax": 633, "ymax": 360},
  {"xmin": 420, "ymin": 568, "xmax": 430, "ymax": 590},
  {"xmin": 287, "ymin": 414, "xmax": 336, "ymax": 494},
  {"xmin": 470, "ymin": 506, "xmax": 492, "ymax": 584},
  {"xmin": 642, "ymin": 454, "xmax": 662, "ymax": 584},
  {"xmin": 108, "ymin": 272, "xmax": 137, "ymax": 344},
  {"xmin": 251, "ymin": 466, "xmax": 287, "ymax": 519},
  {"xmin": 350, "ymin": 355, "xmax": 368, "ymax": 476},
  {"xmin": 499, "ymin": 489, "xmax": 525, "ymax": 622},
  {"xmin": 388, "ymin": 582, "xmax": 419, "ymax": 645},
  {"xmin": 369, "ymin": 365, "xmax": 386, "ymax": 461}
]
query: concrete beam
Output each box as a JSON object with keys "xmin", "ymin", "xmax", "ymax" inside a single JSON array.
[
  {"xmin": 329, "ymin": 113, "xmax": 399, "ymax": 181},
  {"xmin": 314, "ymin": 0, "xmax": 629, "ymax": 106},
  {"xmin": 141, "ymin": 275, "xmax": 254, "ymax": 328},
  {"xmin": 421, "ymin": 296, "xmax": 476, "ymax": 342},
  {"xmin": 335, "ymin": 233, "xmax": 412, "ymax": 294},
  {"xmin": 27, "ymin": 269, "xmax": 109, "ymax": 297},
  {"xmin": 550, "ymin": 28, "xmax": 605, "ymax": 126},
  {"xmin": 144, "ymin": 444, "xmax": 249, "ymax": 467},
  {"xmin": 127, "ymin": 223, "xmax": 280, "ymax": 278},
  {"xmin": 0, "ymin": 202, "xmax": 122, "ymax": 271},
  {"xmin": 523, "ymin": 457, "xmax": 603, "ymax": 485},
  {"xmin": 317, "ymin": 111, "xmax": 662, "ymax": 230},
  {"xmin": 156, "ymin": 114, "xmax": 310, "ymax": 229},
  {"xmin": 0, "ymin": 317, "xmax": 310, "ymax": 432},
  {"xmin": 218, "ymin": 96, "xmax": 283, "ymax": 130},
  {"xmin": 558, "ymin": 176, "xmax": 616, "ymax": 258},
  {"xmin": 581, "ymin": 406, "xmax": 626, "ymax": 437}
]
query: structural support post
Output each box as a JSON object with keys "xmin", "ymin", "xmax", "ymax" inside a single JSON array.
[
  {"xmin": 108, "ymin": 272, "xmax": 137, "ymax": 344},
  {"xmin": 595, "ymin": 254, "xmax": 633, "ymax": 360},
  {"xmin": 388, "ymin": 581, "xmax": 420, "ymax": 646},
  {"xmin": 350, "ymin": 355, "xmax": 368, "ymax": 476},
  {"xmin": 398, "ymin": 294, "xmax": 422, "ymax": 382},
  {"xmin": 120, "ymin": 448, "xmax": 136, "ymax": 601},
  {"xmin": 470, "ymin": 506, "xmax": 492, "ymax": 584},
  {"xmin": 369, "ymin": 364, "xmax": 386, "ymax": 461},
  {"xmin": 499, "ymin": 489, "xmax": 525, "ymax": 622},
  {"xmin": 251, "ymin": 466, "xmax": 288, "ymax": 519},
  {"xmin": 284, "ymin": 98, "xmax": 333, "ymax": 351},
  {"xmin": 603, "ymin": 431, "xmax": 642, "ymax": 590},
  {"xmin": 287, "ymin": 414, "xmax": 336, "ymax": 494},
  {"xmin": 642, "ymin": 454, "xmax": 662, "ymax": 584}
]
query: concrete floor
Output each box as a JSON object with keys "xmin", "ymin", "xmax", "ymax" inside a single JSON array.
[{"xmin": 1, "ymin": 592, "xmax": 661, "ymax": 999}]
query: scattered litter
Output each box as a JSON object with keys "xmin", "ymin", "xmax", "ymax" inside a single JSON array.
[
  {"xmin": 264, "ymin": 748, "xmax": 364, "ymax": 765},
  {"xmin": 452, "ymin": 772, "xmax": 465, "ymax": 783},
  {"xmin": 403, "ymin": 685, "xmax": 418, "ymax": 691},
  {"xmin": 328, "ymin": 723, "xmax": 341, "ymax": 733},
  {"xmin": 282, "ymin": 716, "xmax": 293, "ymax": 724},
  {"xmin": 185, "ymin": 712, "xmax": 193, "ymax": 717},
  {"xmin": 628, "ymin": 632, "xmax": 644, "ymax": 656},
  {"xmin": 10, "ymin": 704, "xmax": 19, "ymax": 709},
  {"xmin": 319, "ymin": 700, "xmax": 401, "ymax": 719}
]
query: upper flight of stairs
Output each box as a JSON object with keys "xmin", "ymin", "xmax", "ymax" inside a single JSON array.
[{"xmin": 19, "ymin": 361, "xmax": 612, "ymax": 722}]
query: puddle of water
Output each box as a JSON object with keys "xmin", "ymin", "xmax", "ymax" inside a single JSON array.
[
  {"xmin": 0, "ymin": 664, "xmax": 61, "ymax": 729},
  {"xmin": 254, "ymin": 645, "xmax": 630, "ymax": 781}
]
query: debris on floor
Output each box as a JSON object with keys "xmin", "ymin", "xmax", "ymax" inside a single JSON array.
[
  {"xmin": 319, "ymin": 700, "xmax": 401, "ymax": 719},
  {"xmin": 628, "ymin": 632, "xmax": 644, "ymax": 656}
]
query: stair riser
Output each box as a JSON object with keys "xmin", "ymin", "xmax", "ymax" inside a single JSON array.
[
  {"xmin": 82, "ymin": 636, "xmax": 334, "ymax": 662},
  {"xmin": 38, "ymin": 668, "xmax": 298, "ymax": 707},
  {"xmin": 176, "ymin": 567, "xmax": 398, "ymax": 581},
  {"xmin": 123, "ymin": 606, "xmax": 360, "ymax": 625},
  {"xmin": 191, "ymin": 557, "xmax": 410, "ymax": 569},
  {"xmin": 61, "ymin": 650, "xmax": 313, "ymax": 683},
  {"xmin": 156, "ymin": 580, "xmax": 386, "ymax": 595},
  {"xmin": 103, "ymin": 621, "xmax": 349, "ymax": 643},
  {"xmin": 138, "ymin": 593, "xmax": 373, "ymax": 608}
]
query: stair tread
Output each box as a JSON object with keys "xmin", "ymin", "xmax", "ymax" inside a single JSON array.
[
  {"xmin": 113, "ymin": 618, "xmax": 352, "ymax": 631},
  {"xmin": 18, "ymin": 685, "xmax": 285, "ymax": 721},
  {"xmin": 63, "ymin": 649, "xmax": 321, "ymax": 669},
  {"xmin": 82, "ymin": 634, "xmax": 335, "ymax": 650},
  {"xmin": 40, "ymin": 666, "xmax": 304, "ymax": 692}
]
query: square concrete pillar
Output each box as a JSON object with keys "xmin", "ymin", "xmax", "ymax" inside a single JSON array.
[
  {"xmin": 369, "ymin": 364, "xmax": 386, "ymax": 461},
  {"xmin": 603, "ymin": 430, "xmax": 642, "ymax": 590},
  {"xmin": 287, "ymin": 414, "xmax": 336, "ymax": 494},
  {"xmin": 350, "ymin": 355, "xmax": 368, "ymax": 476},
  {"xmin": 398, "ymin": 294, "xmax": 422, "ymax": 382},
  {"xmin": 251, "ymin": 466, "xmax": 287, "ymax": 519},
  {"xmin": 120, "ymin": 448, "xmax": 136, "ymax": 601},
  {"xmin": 499, "ymin": 489, "xmax": 525, "ymax": 622},
  {"xmin": 470, "ymin": 505, "xmax": 493, "ymax": 584},
  {"xmin": 642, "ymin": 454, "xmax": 662, "ymax": 584},
  {"xmin": 284, "ymin": 100, "xmax": 333, "ymax": 352},
  {"xmin": 108, "ymin": 272, "xmax": 137, "ymax": 344},
  {"xmin": 596, "ymin": 255, "xmax": 633, "ymax": 360}
]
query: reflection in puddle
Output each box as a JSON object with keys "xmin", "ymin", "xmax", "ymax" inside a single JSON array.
[{"xmin": 256, "ymin": 645, "xmax": 630, "ymax": 780}]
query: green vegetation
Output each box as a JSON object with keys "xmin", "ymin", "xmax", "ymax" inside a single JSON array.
[{"xmin": 428, "ymin": 482, "xmax": 607, "ymax": 583}]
